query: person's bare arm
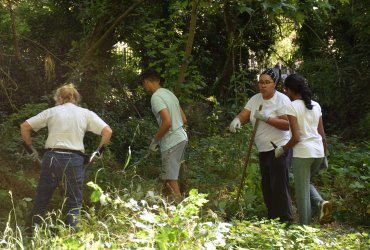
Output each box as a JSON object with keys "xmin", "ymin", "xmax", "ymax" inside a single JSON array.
[
  {"xmin": 20, "ymin": 121, "xmax": 33, "ymax": 145},
  {"xmin": 283, "ymin": 115, "xmax": 300, "ymax": 151},
  {"xmin": 317, "ymin": 116, "xmax": 327, "ymax": 154},
  {"xmin": 266, "ymin": 115, "xmax": 290, "ymax": 131},
  {"xmin": 237, "ymin": 108, "xmax": 251, "ymax": 125},
  {"xmin": 180, "ymin": 107, "xmax": 187, "ymax": 125},
  {"xmin": 98, "ymin": 126, "xmax": 112, "ymax": 148},
  {"xmin": 155, "ymin": 108, "xmax": 172, "ymax": 141}
]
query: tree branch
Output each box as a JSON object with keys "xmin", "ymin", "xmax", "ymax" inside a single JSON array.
[{"xmin": 80, "ymin": 0, "xmax": 145, "ymax": 65}]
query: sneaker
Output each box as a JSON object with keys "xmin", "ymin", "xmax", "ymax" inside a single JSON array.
[{"xmin": 318, "ymin": 200, "xmax": 332, "ymax": 224}]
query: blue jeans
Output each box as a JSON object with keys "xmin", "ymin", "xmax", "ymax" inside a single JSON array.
[{"xmin": 31, "ymin": 151, "xmax": 85, "ymax": 228}]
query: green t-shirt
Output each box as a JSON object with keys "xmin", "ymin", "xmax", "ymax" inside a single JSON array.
[{"xmin": 151, "ymin": 88, "xmax": 187, "ymax": 151}]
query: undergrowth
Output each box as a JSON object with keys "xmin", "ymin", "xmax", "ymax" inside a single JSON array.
[{"xmin": 0, "ymin": 187, "xmax": 368, "ymax": 249}]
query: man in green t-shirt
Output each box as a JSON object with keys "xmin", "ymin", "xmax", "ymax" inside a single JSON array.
[{"xmin": 140, "ymin": 69, "xmax": 188, "ymax": 200}]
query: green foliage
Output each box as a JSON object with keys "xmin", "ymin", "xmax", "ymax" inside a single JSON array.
[
  {"xmin": 186, "ymin": 126, "xmax": 265, "ymax": 219},
  {"xmin": 1, "ymin": 186, "xmax": 368, "ymax": 249},
  {"xmin": 141, "ymin": 17, "xmax": 206, "ymax": 104},
  {"xmin": 294, "ymin": 0, "xmax": 370, "ymax": 139},
  {"xmin": 226, "ymin": 219, "xmax": 368, "ymax": 249},
  {"xmin": 107, "ymin": 116, "xmax": 157, "ymax": 163},
  {"xmin": 228, "ymin": 68, "xmax": 259, "ymax": 109},
  {"xmin": 0, "ymin": 103, "xmax": 48, "ymax": 159},
  {"xmin": 319, "ymin": 136, "xmax": 370, "ymax": 224}
]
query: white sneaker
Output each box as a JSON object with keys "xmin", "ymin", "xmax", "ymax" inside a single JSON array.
[{"xmin": 318, "ymin": 200, "xmax": 332, "ymax": 224}]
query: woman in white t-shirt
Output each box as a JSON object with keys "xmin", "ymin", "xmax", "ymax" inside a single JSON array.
[
  {"xmin": 20, "ymin": 84, "xmax": 112, "ymax": 231},
  {"xmin": 229, "ymin": 68, "xmax": 293, "ymax": 223},
  {"xmin": 275, "ymin": 74, "xmax": 332, "ymax": 225}
]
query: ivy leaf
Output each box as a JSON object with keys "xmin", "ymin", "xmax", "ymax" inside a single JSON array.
[{"xmin": 90, "ymin": 190, "xmax": 101, "ymax": 203}]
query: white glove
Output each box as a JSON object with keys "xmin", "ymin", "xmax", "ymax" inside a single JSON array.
[
  {"xmin": 274, "ymin": 146, "xmax": 285, "ymax": 158},
  {"xmin": 254, "ymin": 110, "xmax": 269, "ymax": 122},
  {"xmin": 28, "ymin": 151, "xmax": 40, "ymax": 161},
  {"xmin": 319, "ymin": 156, "xmax": 328, "ymax": 169},
  {"xmin": 23, "ymin": 143, "xmax": 40, "ymax": 162},
  {"xmin": 229, "ymin": 117, "xmax": 241, "ymax": 133},
  {"xmin": 149, "ymin": 138, "xmax": 159, "ymax": 152}
]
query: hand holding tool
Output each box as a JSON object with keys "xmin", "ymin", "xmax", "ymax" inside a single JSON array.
[
  {"xmin": 229, "ymin": 117, "xmax": 241, "ymax": 133},
  {"xmin": 149, "ymin": 138, "xmax": 159, "ymax": 152}
]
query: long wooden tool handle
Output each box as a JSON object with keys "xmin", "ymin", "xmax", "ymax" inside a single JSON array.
[{"xmin": 235, "ymin": 104, "xmax": 263, "ymax": 204}]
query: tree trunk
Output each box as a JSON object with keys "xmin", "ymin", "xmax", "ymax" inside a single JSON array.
[
  {"xmin": 80, "ymin": 0, "xmax": 145, "ymax": 65},
  {"xmin": 212, "ymin": 0, "xmax": 236, "ymax": 103},
  {"xmin": 8, "ymin": 0, "xmax": 21, "ymax": 61},
  {"xmin": 76, "ymin": 0, "xmax": 145, "ymax": 107},
  {"xmin": 176, "ymin": 0, "xmax": 200, "ymax": 94}
]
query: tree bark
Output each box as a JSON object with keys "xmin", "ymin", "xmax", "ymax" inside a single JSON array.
[
  {"xmin": 176, "ymin": 0, "xmax": 200, "ymax": 94},
  {"xmin": 8, "ymin": 0, "xmax": 21, "ymax": 61},
  {"xmin": 80, "ymin": 0, "xmax": 145, "ymax": 65},
  {"xmin": 212, "ymin": 0, "xmax": 236, "ymax": 102}
]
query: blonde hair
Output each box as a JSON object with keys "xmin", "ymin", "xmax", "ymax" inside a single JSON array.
[{"xmin": 54, "ymin": 83, "xmax": 81, "ymax": 105}]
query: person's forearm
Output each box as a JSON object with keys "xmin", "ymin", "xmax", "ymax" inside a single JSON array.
[
  {"xmin": 155, "ymin": 122, "xmax": 171, "ymax": 141},
  {"xmin": 265, "ymin": 117, "xmax": 290, "ymax": 130},
  {"xmin": 99, "ymin": 126, "xmax": 112, "ymax": 147},
  {"xmin": 180, "ymin": 108, "xmax": 187, "ymax": 124},
  {"xmin": 20, "ymin": 122, "xmax": 33, "ymax": 145},
  {"xmin": 317, "ymin": 117, "xmax": 328, "ymax": 154},
  {"xmin": 238, "ymin": 109, "xmax": 250, "ymax": 125},
  {"xmin": 283, "ymin": 137, "xmax": 299, "ymax": 151}
]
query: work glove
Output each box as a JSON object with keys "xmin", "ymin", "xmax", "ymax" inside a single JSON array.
[
  {"xmin": 319, "ymin": 148, "xmax": 330, "ymax": 170},
  {"xmin": 149, "ymin": 138, "xmax": 159, "ymax": 152},
  {"xmin": 23, "ymin": 142, "xmax": 40, "ymax": 162},
  {"xmin": 274, "ymin": 146, "xmax": 285, "ymax": 158},
  {"xmin": 229, "ymin": 117, "xmax": 241, "ymax": 133},
  {"xmin": 89, "ymin": 145, "xmax": 106, "ymax": 163},
  {"xmin": 254, "ymin": 110, "xmax": 269, "ymax": 122},
  {"xmin": 319, "ymin": 156, "xmax": 328, "ymax": 169},
  {"xmin": 94, "ymin": 145, "xmax": 105, "ymax": 157}
]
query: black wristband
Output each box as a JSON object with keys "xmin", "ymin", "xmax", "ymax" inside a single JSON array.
[
  {"xmin": 97, "ymin": 145, "xmax": 105, "ymax": 155},
  {"xmin": 23, "ymin": 142, "xmax": 35, "ymax": 154}
]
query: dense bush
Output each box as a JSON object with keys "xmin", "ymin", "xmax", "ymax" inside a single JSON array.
[
  {"xmin": 185, "ymin": 126, "xmax": 266, "ymax": 220},
  {"xmin": 319, "ymin": 136, "xmax": 370, "ymax": 225},
  {"xmin": 0, "ymin": 103, "xmax": 49, "ymax": 161}
]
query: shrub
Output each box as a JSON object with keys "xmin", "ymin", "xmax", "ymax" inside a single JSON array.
[
  {"xmin": 319, "ymin": 136, "xmax": 370, "ymax": 225},
  {"xmin": 185, "ymin": 127, "xmax": 265, "ymax": 220},
  {"xmin": 0, "ymin": 103, "xmax": 48, "ymax": 162}
]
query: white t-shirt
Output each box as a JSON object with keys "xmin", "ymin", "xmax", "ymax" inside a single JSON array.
[
  {"xmin": 151, "ymin": 88, "xmax": 187, "ymax": 152},
  {"xmin": 286, "ymin": 99, "xmax": 324, "ymax": 158},
  {"xmin": 26, "ymin": 103, "xmax": 108, "ymax": 152},
  {"xmin": 245, "ymin": 91, "xmax": 290, "ymax": 152}
]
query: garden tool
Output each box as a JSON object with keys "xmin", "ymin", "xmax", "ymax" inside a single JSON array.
[
  {"xmin": 235, "ymin": 105, "xmax": 263, "ymax": 204},
  {"xmin": 127, "ymin": 150, "xmax": 152, "ymax": 168}
]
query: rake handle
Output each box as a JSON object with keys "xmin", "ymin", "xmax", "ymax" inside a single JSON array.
[{"xmin": 235, "ymin": 104, "xmax": 263, "ymax": 204}]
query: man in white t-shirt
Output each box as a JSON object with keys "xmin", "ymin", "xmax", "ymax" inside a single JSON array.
[
  {"xmin": 20, "ymin": 84, "xmax": 112, "ymax": 230},
  {"xmin": 140, "ymin": 69, "xmax": 188, "ymax": 200}
]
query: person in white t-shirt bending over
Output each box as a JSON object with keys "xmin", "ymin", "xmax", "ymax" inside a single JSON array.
[
  {"xmin": 275, "ymin": 74, "xmax": 332, "ymax": 225},
  {"xmin": 229, "ymin": 68, "xmax": 293, "ymax": 223},
  {"xmin": 20, "ymin": 83, "xmax": 112, "ymax": 231},
  {"xmin": 140, "ymin": 69, "xmax": 188, "ymax": 201}
]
